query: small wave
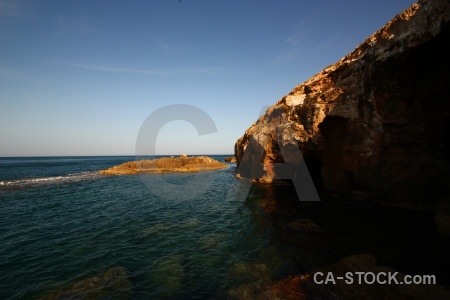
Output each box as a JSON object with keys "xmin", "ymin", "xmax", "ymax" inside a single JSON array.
[{"xmin": 0, "ymin": 172, "xmax": 103, "ymax": 190}]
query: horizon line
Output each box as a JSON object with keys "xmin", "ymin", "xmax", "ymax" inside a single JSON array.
[{"xmin": 0, "ymin": 153, "xmax": 235, "ymax": 158}]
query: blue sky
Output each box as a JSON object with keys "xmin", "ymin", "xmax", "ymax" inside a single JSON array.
[{"xmin": 0, "ymin": 0, "xmax": 416, "ymax": 156}]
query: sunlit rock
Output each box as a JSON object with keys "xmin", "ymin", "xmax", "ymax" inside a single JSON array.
[
  {"xmin": 224, "ymin": 157, "xmax": 237, "ymax": 163},
  {"xmin": 100, "ymin": 155, "xmax": 226, "ymax": 175}
]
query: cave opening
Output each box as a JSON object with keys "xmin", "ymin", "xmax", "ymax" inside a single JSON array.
[
  {"xmin": 318, "ymin": 115, "xmax": 349, "ymax": 145},
  {"xmin": 444, "ymin": 117, "xmax": 450, "ymax": 160},
  {"xmin": 304, "ymin": 154, "xmax": 324, "ymax": 191}
]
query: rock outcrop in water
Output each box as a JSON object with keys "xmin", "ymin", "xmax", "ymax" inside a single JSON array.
[
  {"xmin": 39, "ymin": 267, "xmax": 131, "ymax": 300},
  {"xmin": 235, "ymin": 0, "xmax": 450, "ymax": 207},
  {"xmin": 224, "ymin": 157, "xmax": 237, "ymax": 163},
  {"xmin": 100, "ymin": 156, "xmax": 226, "ymax": 175}
]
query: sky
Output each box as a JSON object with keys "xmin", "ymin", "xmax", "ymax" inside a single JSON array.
[{"xmin": 0, "ymin": 0, "xmax": 417, "ymax": 156}]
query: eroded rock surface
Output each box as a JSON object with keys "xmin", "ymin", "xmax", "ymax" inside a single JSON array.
[
  {"xmin": 100, "ymin": 156, "xmax": 226, "ymax": 175},
  {"xmin": 235, "ymin": 0, "xmax": 450, "ymax": 207}
]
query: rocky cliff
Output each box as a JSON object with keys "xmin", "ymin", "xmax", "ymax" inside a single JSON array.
[{"xmin": 235, "ymin": 0, "xmax": 450, "ymax": 208}]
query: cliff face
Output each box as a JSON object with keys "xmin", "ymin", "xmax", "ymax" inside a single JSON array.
[{"xmin": 235, "ymin": 0, "xmax": 450, "ymax": 207}]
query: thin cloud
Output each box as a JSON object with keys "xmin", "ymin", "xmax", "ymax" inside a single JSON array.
[
  {"xmin": 54, "ymin": 13, "xmax": 97, "ymax": 36},
  {"xmin": 285, "ymin": 13, "xmax": 319, "ymax": 46},
  {"xmin": 272, "ymin": 48, "xmax": 305, "ymax": 63},
  {"xmin": 272, "ymin": 7, "xmax": 339, "ymax": 65},
  {"xmin": 159, "ymin": 41, "xmax": 177, "ymax": 53},
  {"xmin": 57, "ymin": 62, "xmax": 231, "ymax": 76},
  {"xmin": 293, "ymin": 12, "xmax": 320, "ymax": 31},
  {"xmin": 272, "ymin": 34, "xmax": 340, "ymax": 64},
  {"xmin": 0, "ymin": 0, "xmax": 33, "ymax": 18},
  {"xmin": 0, "ymin": 0, "xmax": 22, "ymax": 17},
  {"xmin": 0, "ymin": 66, "xmax": 27, "ymax": 78},
  {"xmin": 273, "ymin": 8, "xmax": 339, "ymax": 63},
  {"xmin": 0, "ymin": 66, "xmax": 49, "ymax": 85},
  {"xmin": 159, "ymin": 41, "xmax": 189, "ymax": 53},
  {"xmin": 285, "ymin": 30, "xmax": 310, "ymax": 46}
]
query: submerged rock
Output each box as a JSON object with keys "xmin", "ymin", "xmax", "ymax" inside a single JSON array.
[
  {"xmin": 100, "ymin": 155, "xmax": 226, "ymax": 175},
  {"xmin": 234, "ymin": 0, "xmax": 450, "ymax": 208},
  {"xmin": 141, "ymin": 223, "xmax": 175, "ymax": 237},
  {"xmin": 263, "ymin": 275, "xmax": 336, "ymax": 300},
  {"xmin": 227, "ymin": 262, "xmax": 273, "ymax": 300},
  {"xmin": 197, "ymin": 233, "xmax": 226, "ymax": 249},
  {"xmin": 229, "ymin": 262, "xmax": 272, "ymax": 283},
  {"xmin": 435, "ymin": 198, "xmax": 450, "ymax": 238},
  {"xmin": 307, "ymin": 254, "xmax": 450, "ymax": 300},
  {"xmin": 228, "ymin": 273, "xmax": 335, "ymax": 300},
  {"xmin": 229, "ymin": 254, "xmax": 450, "ymax": 300},
  {"xmin": 148, "ymin": 254, "xmax": 185, "ymax": 298},
  {"xmin": 39, "ymin": 267, "xmax": 132, "ymax": 300},
  {"xmin": 225, "ymin": 157, "xmax": 237, "ymax": 163},
  {"xmin": 288, "ymin": 219, "xmax": 322, "ymax": 233},
  {"xmin": 182, "ymin": 218, "xmax": 201, "ymax": 229}
]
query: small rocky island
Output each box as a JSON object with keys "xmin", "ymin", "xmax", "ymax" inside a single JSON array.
[{"xmin": 100, "ymin": 155, "xmax": 227, "ymax": 175}]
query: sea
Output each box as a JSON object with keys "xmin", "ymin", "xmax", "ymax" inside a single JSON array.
[
  {"xmin": 0, "ymin": 155, "xmax": 300, "ymax": 299},
  {"xmin": 1, "ymin": 156, "xmax": 449, "ymax": 299}
]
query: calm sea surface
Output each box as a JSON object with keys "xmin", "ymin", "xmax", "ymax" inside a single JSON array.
[
  {"xmin": 1, "ymin": 156, "xmax": 449, "ymax": 299},
  {"xmin": 0, "ymin": 156, "xmax": 302, "ymax": 299}
]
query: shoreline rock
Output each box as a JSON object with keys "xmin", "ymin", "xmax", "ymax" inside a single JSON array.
[
  {"xmin": 100, "ymin": 155, "xmax": 227, "ymax": 175},
  {"xmin": 224, "ymin": 157, "xmax": 237, "ymax": 163}
]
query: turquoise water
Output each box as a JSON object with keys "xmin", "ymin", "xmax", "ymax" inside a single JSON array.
[
  {"xmin": 1, "ymin": 156, "xmax": 449, "ymax": 299},
  {"xmin": 0, "ymin": 156, "xmax": 300, "ymax": 299}
]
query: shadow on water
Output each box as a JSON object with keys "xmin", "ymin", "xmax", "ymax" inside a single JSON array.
[{"xmin": 236, "ymin": 181, "xmax": 450, "ymax": 288}]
